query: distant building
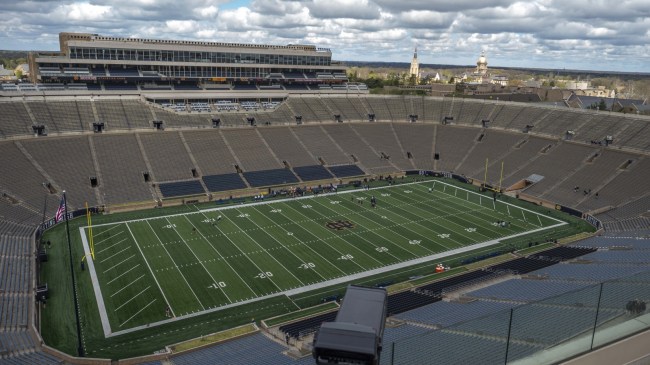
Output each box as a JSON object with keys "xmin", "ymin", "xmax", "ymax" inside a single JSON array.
[
  {"xmin": 0, "ymin": 65, "xmax": 15, "ymax": 81},
  {"xmin": 565, "ymin": 81, "xmax": 590, "ymax": 90},
  {"xmin": 475, "ymin": 52, "xmax": 488, "ymax": 76},
  {"xmin": 28, "ymin": 32, "xmax": 347, "ymax": 89},
  {"xmin": 409, "ymin": 47, "xmax": 420, "ymax": 83},
  {"xmin": 491, "ymin": 75, "xmax": 508, "ymax": 86}
]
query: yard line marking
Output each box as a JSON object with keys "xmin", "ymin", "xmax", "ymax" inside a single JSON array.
[
  {"xmin": 106, "ymin": 217, "xmax": 568, "ymax": 338},
  {"xmin": 100, "ymin": 246, "xmax": 131, "ymax": 264},
  {"xmin": 85, "ymin": 180, "xmax": 447, "ymax": 229},
  {"xmin": 410, "ymin": 184, "xmax": 527, "ymax": 235},
  {"xmin": 199, "ymin": 210, "xmax": 285, "ymax": 292},
  {"xmin": 96, "ymin": 237, "xmax": 128, "ymax": 255},
  {"xmin": 165, "ymin": 217, "xmax": 233, "ymax": 304},
  {"xmin": 226, "ymin": 210, "xmax": 306, "ymax": 287},
  {"xmin": 406, "ymin": 185, "xmax": 505, "ymax": 233},
  {"xmin": 107, "ymin": 264, "xmax": 141, "ymax": 285},
  {"xmin": 183, "ymin": 213, "xmax": 257, "ymax": 298},
  {"xmin": 325, "ymin": 193, "xmax": 438, "ymax": 255},
  {"xmin": 144, "ymin": 220, "xmax": 205, "ymax": 311},
  {"xmin": 280, "ymin": 202, "xmax": 381, "ymax": 268},
  {"xmin": 251, "ymin": 205, "xmax": 347, "ymax": 276},
  {"xmin": 93, "ymin": 224, "xmax": 123, "ymax": 238},
  {"xmin": 126, "ymin": 222, "xmax": 176, "ymax": 318},
  {"xmin": 115, "ymin": 286, "xmax": 150, "ymax": 312},
  {"xmin": 247, "ymin": 206, "xmax": 329, "ymax": 281},
  {"xmin": 537, "ymin": 214, "xmax": 543, "ymax": 227},
  {"xmin": 94, "ymin": 230, "xmax": 125, "ymax": 246},
  {"xmin": 110, "ymin": 274, "xmax": 145, "ymax": 298},
  {"xmin": 103, "ymin": 254, "xmax": 135, "ymax": 274},
  {"xmin": 119, "ymin": 298, "xmax": 157, "ymax": 328},
  {"xmin": 430, "ymin": 180, "xmax": 564, "ymax": 224},
  {"xmin": 309, "ymin": 198, "xmax": 405, "ymax": 262},
  {"xmin": 389, "ymin": 189, "xmax": 490, "ymax": 243}
]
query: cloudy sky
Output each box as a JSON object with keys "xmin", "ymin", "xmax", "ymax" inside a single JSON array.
[{"xmin": 1, "ymin": 0, "xmax": 648, "ymax": 72}]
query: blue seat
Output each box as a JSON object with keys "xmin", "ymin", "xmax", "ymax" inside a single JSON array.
[
  {"xmin": 327, "ymin": 165, "xmax": 365, "ymax": 178},
  {"xmin": 159, "ymin": 180, "xmax": 205, "ymax": 197}
]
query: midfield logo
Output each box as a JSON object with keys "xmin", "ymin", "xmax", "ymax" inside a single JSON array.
[{"xmin": 326, "ymin": 220, "xmax": 355, "ymax": 231}]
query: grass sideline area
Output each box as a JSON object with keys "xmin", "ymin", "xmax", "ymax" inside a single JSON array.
[
  {"xmin": 263, "ymin": 302, "xmax": 339, "ymax": 328},
  {"xmin": 38, "ymin": 176, "xmax": 594, "ymax": 359},
  {"xmin": 169, "ymin": 323, "xmax": 257, "ymax": 353}
]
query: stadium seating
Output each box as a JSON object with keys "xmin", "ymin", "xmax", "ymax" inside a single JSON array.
[
  {"xmin": 1, "ymin": 93, "xmax": 650, "ymax": 364},
  {"xmin": 395, "ymin": 299, "xmax": 515, "ymax": 327},
  {"xmin": 285, "ymin": 98, "xmax": 324, "ymax": 123},
  {"xmin": 290, "ymin": 125, "xmax": 352, "ymax": 165},
  {"xmin": 182, "ymin": 130, "xmax": 239, "ymax": 175},
  {"xmin": 139, "ymin": 132, "xmax": 197, "ymax": 182},
  {"xmin": 487, "ymin": 257, "xmax": 557, "ymax": 275},
  {"xmin": 222, "ymin": 129, "xmax": 284, "ymax": 171},
  {"xmin": 386, "ymin": 290, "xmax": 441, "ymax": 315},
  {"xmin": 464, "ymin": 278, "xmax": 590, "ymax": 302},
  {"xmin": 21, "ymin": 137, "xmax": 99, "ymax": 208},
  {"xmin": 322, "ymin": 124, "xmax": 396, "ymax": 173},
  {"xmin": 202, "ymin": 173, "xmax": 247, "ymax": 192},
  {"xmin": 158, "ymin": 180, "xmax": 205, "ymax": 198},
  {"xmin": 257, "ymin": 128, "xmax": 318, "ymax": 167},
  {"xmin": 92, "ymin": 134, "xmax": 153, "ymax": 204},
  {"xmin": 351, "ymin": 124, "xmax": 413, "ymax": 171},
  {"xmin": 327, "ymin": 164, "xmax": 365, "ymax": 178},
  {"xmin": 456, "ymin": 131, "xmax": 524, "ymax": 177},
  {"xmin": 280, "ymin": 311, "xmax": 338, "ymax": 339},
  {"xmin": 434, "ymin": 126, "xmax": 481, "ymax": 172},
  {"xmin": 0, "ymin": 102, "xmax": 32, "ymax": 137},
  {"xmin": 243, "ymin": 169, "xmax": 299, "ymax": 187},
  {"xmin": 292, "ymin": 165, "xmax": 333, "ymax": 181}
]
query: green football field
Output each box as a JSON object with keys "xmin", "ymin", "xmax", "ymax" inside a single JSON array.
[{"xmin": 79, "ymin": 179, "xmax": 565, "ymax": 336}]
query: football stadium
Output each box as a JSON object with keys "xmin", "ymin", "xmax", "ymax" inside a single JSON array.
[{"xmin": 0, "ymin": 32, "xmax": 649, "ymax": 365}]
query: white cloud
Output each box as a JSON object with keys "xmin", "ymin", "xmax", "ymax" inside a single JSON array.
[
  {"xmin": 0, "ymin": 0, "xmax": 647, "ymax": 72},
  {"xmin": 55, "ymin": 2, "xmax": 113, "ymax": 21},
  {"xmin": 194, "ymin": 5, "xmax": 219, "ymax": 19},
  {"xmin": 165, "ymin": 20, "xmax": 199, "ymax": 33}
]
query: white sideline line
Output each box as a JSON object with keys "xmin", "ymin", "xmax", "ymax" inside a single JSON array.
[
  {"xmin": 127, "ymin": 222, "xmax": 177, "ymax": 318},
  {"xmin": 110, "ymin": 275, "xmax": 145, "ymax": 298},
  {"xmin": 107, "ymin": 264, "xmax": 141, "ymax": 285},
  {"xmin": 119, "ymin": 299, "xmax": 157, "ymax": 328},
  {"xmin": 84, "ymin": 180, "xmax": 443, "ymax": 229},
  {"xmin": 104, "ymin": 219, "xmax": 567, "ymax": 338},
  {"xmin": 115, "ymin": 286, "xmax": 150, "ymax": 312},
  {"xmin": 79, "ymin": 226, "xmax": 112, "ymax": 337},
  {"xmin": 81, "ymin": 179, "xmax": 569, "ymax": 338}
]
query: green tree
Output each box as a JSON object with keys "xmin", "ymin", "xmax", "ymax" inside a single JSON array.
[{"xmin": 598, "ymin": 99, "xmax": 608, "ymax": 111}]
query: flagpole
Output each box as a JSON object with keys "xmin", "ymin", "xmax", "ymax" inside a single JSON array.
[{"xmin": 63, "ymin": 191, "xmax": 85, "ymax": 357}]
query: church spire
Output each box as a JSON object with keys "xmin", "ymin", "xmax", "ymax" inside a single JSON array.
[{"xmin": 410, "ymin": 46, "xmax": 420, "ymax": 84}]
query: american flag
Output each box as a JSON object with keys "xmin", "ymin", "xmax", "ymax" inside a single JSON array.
[{"xmin": 55, "ymin": 196, "xmax": 66, "ymax": 223}]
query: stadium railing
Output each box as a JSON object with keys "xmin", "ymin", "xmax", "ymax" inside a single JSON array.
[{"xmin": 389, "ymin": 269, "xmax": 650, "ymax": 365}]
